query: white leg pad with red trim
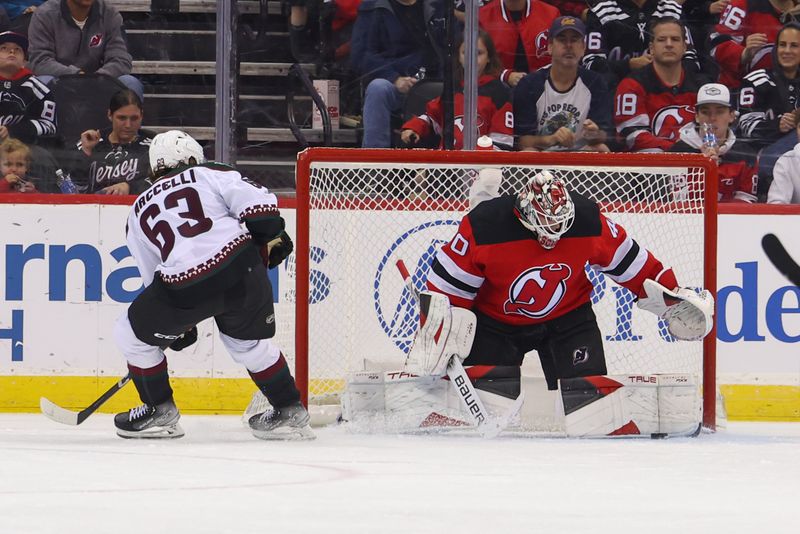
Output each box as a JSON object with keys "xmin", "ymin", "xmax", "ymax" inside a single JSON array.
[{"xmin": 561, "ymin": 374, "xmax": 701, "ymax": 438}]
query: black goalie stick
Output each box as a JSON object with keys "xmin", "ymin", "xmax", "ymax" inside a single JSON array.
[
  {"xmin": 762, "ymin": 234, "xmax": 800, "ymax": 287},
  {"xmin": 40, "ymin": 374, "xmax": 131, "ymax": 425}
]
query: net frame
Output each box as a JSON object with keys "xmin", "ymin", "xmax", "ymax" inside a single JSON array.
[{"xmin": 295, "ymin": 148, "xmax": 718, "ymax": 429}]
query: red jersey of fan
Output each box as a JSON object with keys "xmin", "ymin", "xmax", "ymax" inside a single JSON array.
[
  {"xmin": 479, "ymin": 0, "xmax": 560, "ymax": 83},
  {"xmin": 614, "ymin": 65, "xmax": 709, "ymax": 151},
  {"xmin": 401, "ymin": 75, "xmax": 514, "ymax": 149},
  {"xmin": 426, "ymin": 193, "xmax": 677, "ymax": 325},
  {"xmin": 710, "ymin": 0, "xmax": 782, "ymax": 89}
]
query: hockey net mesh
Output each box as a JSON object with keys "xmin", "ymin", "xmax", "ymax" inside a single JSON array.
[{"xmin": 297, "ymin": 153, "xmax": 711, "ymax": 408}]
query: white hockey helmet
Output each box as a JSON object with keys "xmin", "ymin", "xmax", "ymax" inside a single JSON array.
[
  {"xmin": 149, "ymin": 130, "xmax": 206, "ymax": 175},
  {"xmin": 514, "ymin": 170, "xmax": 575, "ymax": 249}
]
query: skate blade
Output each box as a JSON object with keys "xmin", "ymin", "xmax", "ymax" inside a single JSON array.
[
  {"xmin": 252, "ymin": 424, "xmax": 316, "ymax": 441},
  {"xmin": 116, "ymin": 423, "xmax": 185, "ymax": 439}
]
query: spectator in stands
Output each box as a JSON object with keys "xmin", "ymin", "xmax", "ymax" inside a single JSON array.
[
  {"xmin": 669, "ymin": 83, "xmax": 758, "ymax": 202},
  {"xmin": 401, "ymin": 30, "xmax": 513, "ymax": 150},
  {"xmin": 478, "ymin": 0, "xmax": 560, "ymax": 88},
  {"xmin": 73, "ymin": 89, "xmax": 155, "ymax": 194},
  {"xmin": 4, "ymin": 1, "xmax": 46, "ymax": 34},
  {"xmin": 288, "ymin": 0, "xmax": 362, "ymax": 63},
  {"xmin": 709, "ymin": 0, "xmax": 798, "ymax": 90},
  {"xmin": 614, "ymin": 18, "xmax": 710, "ymax": 152},
  {"xmin": 0, "ymin": 138, "xmax": 35, "ymax": 192},
  {"xmin": 584, "ymin": 0, "xmax": 700, "ymax": 90},
  {"xmin": 682, "ymin": 0, "xmax": 729, "ymax": 59},
  {"xmin": 738, "ymin": 23, "xmax": 800, "ymax": 191},
  {"xmin": 768, "ymin": 121, "xmax": 800, "ymax": 202},
  {"xmin": 514, "ymin": 16, "xmax": 613, "ymax": 152},
  {"xmin": 359, "ymin": 0, "xmax": 445, "ymax": 148},
  {"xmin": 27, "ymin": 0, "xmax": 143, "ymax": 100},
  {"xmin": 0, "ymin": 31, "xmax": 56, "ymax": 144}
]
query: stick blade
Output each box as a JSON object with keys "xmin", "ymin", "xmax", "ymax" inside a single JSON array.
[
  {"xmin": 762, "ymin": 233, "xmax": 800, "ymax": 287},
  {"xmin": 40, "ymin": 397, "xmax": 80, "ymax": 426}
]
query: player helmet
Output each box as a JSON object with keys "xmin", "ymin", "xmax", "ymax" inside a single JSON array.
[
  {"xmin": 149, "ymin": 130, "xmax": 206, "ymax": 176},
  {"xmin": 514, "ymin": 171, "xmax": 575, "ymax": 249}
]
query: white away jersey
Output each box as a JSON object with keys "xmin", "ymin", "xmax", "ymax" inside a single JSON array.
[{"xmin": 125, "ymin": 163, "xmax": 278, "ymax": 287}]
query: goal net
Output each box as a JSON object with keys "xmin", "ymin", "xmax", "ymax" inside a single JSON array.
[{"xmin": 293, "ymin": 149, "xmax": 718, "ymax": 428}]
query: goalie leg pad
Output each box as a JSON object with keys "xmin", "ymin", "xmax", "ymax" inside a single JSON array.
[{"xmin": 561, "ymin": 374, "xmax": 700, "ymax": 438}]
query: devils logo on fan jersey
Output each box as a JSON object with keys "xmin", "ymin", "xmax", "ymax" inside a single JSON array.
[
  {"xmin": 503, "ymin": 263, "xmax": 572, "ymax": 319},
  {"xmin": 535, "ymin": 30, "xmax": 550, "ymax": 58},
  {"xmin": 651, "ymin": 105, "xmax": 694, "ymax": 142},
  {"xmin": 89, "ymin": 34, "xmax": 103, "ymax": 48}
]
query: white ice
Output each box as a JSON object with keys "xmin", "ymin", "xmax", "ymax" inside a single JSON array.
[{"xmin": 1, "ymin": 415, "xmax": 799, "ymax": 534}]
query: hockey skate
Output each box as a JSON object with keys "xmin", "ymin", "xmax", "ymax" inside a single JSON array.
[
  {"xmin": 114, "ymin": 398, "xmax": 184, "ymax": 439},
  {"xmin": 248, "ymin": 401, "xmax": 315, "ymax": 441}
]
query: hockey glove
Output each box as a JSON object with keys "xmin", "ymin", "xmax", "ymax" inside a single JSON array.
[
  {"xmin": 260, "ymin": 231, "xmax": 294, "ymax": 269},
  {"xmin": 169, "ymin": 326, "xmax": 198, "ymax": 351},
  {"xmin": 637, "ymin": 280, "xmax": 714, "ymax": 341}
]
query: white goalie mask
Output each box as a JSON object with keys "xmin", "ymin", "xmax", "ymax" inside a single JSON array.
[
  {"xmin": 514, "ymin": 170, "xmax": 575, "ymax": 249},
  {"xmin": 149, "ymin": 130, "xmax": 206, "ymax": 175}
]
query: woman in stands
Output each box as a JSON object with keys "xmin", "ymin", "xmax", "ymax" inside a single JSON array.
[
  {"xmin": 400, "ymin": 30, "xmax": 514, "ymax": 151},
  {"xmin": 74, "ymin": 89, "xmax": 156, "ymax": 195}
]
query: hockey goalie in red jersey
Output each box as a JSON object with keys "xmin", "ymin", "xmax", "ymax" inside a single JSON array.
[{"xmin": 423, "ymin": 170, "xmax": 714, "ymax": 391}]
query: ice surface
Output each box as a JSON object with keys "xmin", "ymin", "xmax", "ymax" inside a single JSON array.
[{"xmin": 1, "ymin": 415, "xmax": 798, "ymax": 533}]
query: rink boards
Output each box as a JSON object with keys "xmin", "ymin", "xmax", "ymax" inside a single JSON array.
[{"xmin": 0, "ymin": 197, "xmax": 798, "ymax": 420}]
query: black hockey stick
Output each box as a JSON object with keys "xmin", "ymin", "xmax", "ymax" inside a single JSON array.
[
  {"xmin": 762, "ymin": 234, "xmax": 800, "ymax": 287},
  {"xmin": 40, "ymin": 374, "xmax": 131, "ymax": 425}
]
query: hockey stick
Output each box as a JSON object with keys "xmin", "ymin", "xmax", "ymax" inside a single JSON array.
[
  {"xmin": 762, "ymin": 233, "xmax": 800, "ymax": 287},
  {"xmin": 395, "ymin": 260, "xmax": 523, "ymax": 438},
  {"xmin": 40, "ymin": 374, "xmax": 131, "ymax": 426}
]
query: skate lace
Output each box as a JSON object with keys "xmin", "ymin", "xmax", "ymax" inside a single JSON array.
[{"xmin": 129, "ymin": 404, "xmax": 151, "ymax": 421}]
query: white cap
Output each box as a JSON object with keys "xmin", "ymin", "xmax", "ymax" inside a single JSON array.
[{"xmin": 696, "ymin": 83, "xmax": 731, "ymax": 108}]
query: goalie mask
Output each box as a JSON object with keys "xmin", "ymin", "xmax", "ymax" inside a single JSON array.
[
  {"xmin": 149, "ymin": 130, "xmax": 206, "ymax": 176},
  {"xmin": 514, "ymin": 171, "xmax": 575, "ymax": 249}
]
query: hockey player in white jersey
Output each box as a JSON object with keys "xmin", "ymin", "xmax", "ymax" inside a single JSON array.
[{"xmin": 113, "ymin": 130, "xmax": 313, "ymax": 440}]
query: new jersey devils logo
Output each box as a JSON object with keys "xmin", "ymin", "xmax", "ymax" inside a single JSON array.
[
  {"xmin": 89, "ymin": 34, "xmax": 103, "ymax": 48},
  {"xmin": 535, "ymin": 30, "xmax": 550, "ymax": 58},
  {"xmin": 503, "ymin": 263, "xmax": 572, "ymax": 319},
  {"xmin": 651, "ymin": 105, "xmax": 694, "ymax": 141}
]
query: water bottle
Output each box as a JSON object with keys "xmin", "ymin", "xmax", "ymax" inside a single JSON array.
[
  {"xmin": 414, "ymin": 67, "xmax": 426, "ymax": 81},
  {"xmin": 700, "ymin": 123, "xmax": 717, "ymax": 150},
  {"xmin": 55, "ymin": 169, "xmax": 78, "ymax": 194}
]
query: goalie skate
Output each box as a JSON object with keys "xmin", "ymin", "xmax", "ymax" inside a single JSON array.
[
  {"xmin": 114, "ymin": 398, "xmax": 184, "ymax": 439},
  {"xmin": 249, "ymin": 401, "xmax": 316, "ymax": 441}
]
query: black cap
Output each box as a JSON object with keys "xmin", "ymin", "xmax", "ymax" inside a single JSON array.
[{"xmin": 0, "ymin": 32, "xmax": 29, "ymax": 54}]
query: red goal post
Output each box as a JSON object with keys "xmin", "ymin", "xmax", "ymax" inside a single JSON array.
[{"xmin": 294, "ymin": 148, "xmax": 718, "ymax": 429}]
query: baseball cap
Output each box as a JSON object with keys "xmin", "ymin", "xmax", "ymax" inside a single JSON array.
[
  {"xmin": 0, "ymin": 31, "xmax": 28, "ymax": 53},
  {"xmin": 696, "ymin": 83, "xmax": 731, "ymax": 108},
  {"xmin": 549, "ymin": 16, "xmax": 587, "ymax": 39}
]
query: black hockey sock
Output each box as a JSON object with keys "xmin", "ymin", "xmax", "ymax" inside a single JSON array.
[
  {"xmin": 128, "ymin": 359, "xmax": 173, "ymax": 406},
  {"xmin": 249, "ymin": 353, "xmax": 301, "ymax": 409}
]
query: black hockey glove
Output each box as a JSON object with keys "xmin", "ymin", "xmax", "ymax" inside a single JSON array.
[
  {"xmin": 169, "ymin": 326, "xmax": 198, "ymax": 351},
  {"xmin": 260, "ymin": 231, "xmax": 294, "ymax": 269}
]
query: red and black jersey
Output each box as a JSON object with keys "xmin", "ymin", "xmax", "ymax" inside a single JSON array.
[
  {"xmin": 737, "ymin": 67, "xmax": 800, "ymax": 145},
  {"xmin": 584, "ymin": 0, "xmax": 698, "ymax": 87},
  {"xmin": 0, "ymin": 68, "xmax": 56, "ymax": 144},
  {"xmin": 426, "ymin": 192, "xmax": 677, "ymax": 326},
  {"xmin": 479, "ymin": 0, "xmax": 560, "ymax": 82},
  {"xmin": 614, "ymin": 64, "xmax": 710, "ymax": 151},
  {"xmin": 669, "ymin": 126, "xmax": 758, "ymax": 202},
  {"xmin": 401, "ymin": 75, "xmax": 514, "ymax": 149},
  {"xmin": 709, "ymin": 0, "xmax": 782, "ymax": 89}
]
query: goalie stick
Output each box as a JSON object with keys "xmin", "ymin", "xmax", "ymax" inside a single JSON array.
[
  {"xmin": 762, "ymin": 233, "xmax": 800, "ymax": 287},
  {"xmin": 395, "ymin": 260, "xmax": 523, "ymax": 438},
  {"xmin": 40, "ymin": 374, "xmax": 131, "ymax": 426}
]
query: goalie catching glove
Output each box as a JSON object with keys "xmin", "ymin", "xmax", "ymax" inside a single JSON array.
[
  {"xmin": 637, "ymin": 280, "xmax": 714, "ymax": 341},
  {"xmin": 404, "ymin": 291, "xmax": 477, "ymax": 377},
  {"xmin": 259, "ymin": 231, "xmax": 293, "ymax": 269}
]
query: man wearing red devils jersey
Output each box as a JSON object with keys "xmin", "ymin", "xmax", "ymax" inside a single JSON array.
[
  {"xmin": 709, "ymin": 0, "xmax": 790, "ymax": 89},
  {"xmin": 614, "ymin": 18, "xmax": 710, "ymax": 151},
  {"xmin": 479, "ymin": 0, "xmax": 560, "ymax": 87},
  {"xmin": 426, "ymin": 171, "xmax": 680, "ymax": 390}
]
